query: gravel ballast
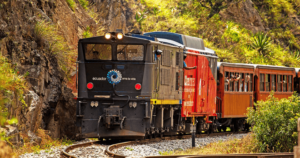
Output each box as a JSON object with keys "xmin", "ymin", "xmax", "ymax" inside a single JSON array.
[
  {"xmin": 19, "ymin": 134, "xmax": 248, "ymax": 158},
  {"xmin": 113, "ymin": 134, "xmax": 248, "ymax": 157}
]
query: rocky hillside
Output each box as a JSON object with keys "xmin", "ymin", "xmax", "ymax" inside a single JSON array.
[{"xmin": 0, "ymin": 0, "xmax": 138, "ymax": 146}]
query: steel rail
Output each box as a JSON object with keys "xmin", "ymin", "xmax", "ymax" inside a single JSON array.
[{"xmin": 61, "ymin": 131, "xmax": 293, "ymax": 158}]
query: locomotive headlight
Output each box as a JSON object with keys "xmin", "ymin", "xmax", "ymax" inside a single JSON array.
[
  {"xmin": 91, "ymin": 101, "xmax": 95, "ymax": 107},
  {"xmin": 116, "ymin": 33, "xmax": 123, "ymax": 40},
  {"xmin": 129, "ymin": 102, "xmax": 133, "ymax": 108},
  {"xmin": 105, "ymin": 32, "xmax": 111, "ymax": 39},
  {"xmin": 132, "ymin": 102, "xmax": 137, "ymax": 108},
  {"xmin": 94, "ymin": 101, "xmax": 98, "ymax": 107}
]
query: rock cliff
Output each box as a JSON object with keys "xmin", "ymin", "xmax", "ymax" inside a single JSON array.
[{"xmin": 0, "ymin": 0, "xmax": 137, "ymax": 140}]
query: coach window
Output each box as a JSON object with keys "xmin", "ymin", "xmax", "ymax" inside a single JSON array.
[
  {"xmin": 249, "ymin": 74, "xmax": 253, "ymax": 92},
  {"xmin": 234, "ymin": 72, "xmax": 239, "ymax": 91},
  {"xmin": 85, "ymin": 44, "xmax": 112, "ymax": 60},
  {"xmin": 271, "ymin": 74, "xmax": 276, "ymax": 91},
  {"xmin": 260, "ymin": 74, "xmax": 264, "ymax": 91},
  {"xmin": 225, "ymin": 72, "xmax": 229, "ymax": 91},
  {"xmin": 239, "ymin": 73, "xmax": 244, "ymax": 92},
  {"xmin": 244, "ymin": 73, "xmax": 249, "ymax": 92},
  {"xmin": 229, "ymin": 72, "xmax": 234, "ymax": 91},
  {"xmin": 117, "ymin": 45, "xmax": 144, "ymax": 61},
  {"xmin": 283, "ymin": 75, "xmax": 287, "ymax": 92},
  {"xmin": 265, "ymin": 74, "xmax": 270, "ymax": 91},
  {"xmin": 288, "ymin": 75, "xmax": 292, "ymax": 92},
  {"xmin": 277, "ymin": 75, "xmax": 282, "ymax": 91}
]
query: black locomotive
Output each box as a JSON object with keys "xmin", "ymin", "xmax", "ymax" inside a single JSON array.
[{"xmin": 75, "ymin": 31, "xmax": 193, "ymax": 139}]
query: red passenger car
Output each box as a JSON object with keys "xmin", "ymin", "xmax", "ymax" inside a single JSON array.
[
  {"xmin": 217, "ymin": 62, "xmax": 254, "ymax": 131},
  {"xmin": 255, "ymin": 65, "xmax": 295, "ymax": 101}
]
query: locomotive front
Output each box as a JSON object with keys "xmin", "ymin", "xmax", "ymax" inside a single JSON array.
[{"xmin": 76, "ymin": 32, "xmax": 153, "ymax": 139}]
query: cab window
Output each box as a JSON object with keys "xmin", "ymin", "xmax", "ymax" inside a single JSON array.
[
  {"xmin": 117, "ymin": 45, "xmax": 144, "ymax": 61},
  {"xmin": 85, "ymin": 44, "xmax": 112, "ymax": 60}
]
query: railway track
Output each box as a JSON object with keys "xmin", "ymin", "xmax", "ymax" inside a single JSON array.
[{"xmin": 61, "ymin": 132, "xmax": 293, "ymax": 158}]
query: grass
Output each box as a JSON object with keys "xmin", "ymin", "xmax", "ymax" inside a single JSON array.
[
  {"xmin": 161, "ymin": 134, "xmax": 260, "ymax": 156},
  {"xmin": 82, "ymin": 26, "xmax": 93, "ymax": 38},
  {"xmin": 34, "ymin": 20, "xmax": 76, "ymax": 77},
  {"xmin": 14, "ymin": 129, "xmax": 74, "ymax": 156},
  {"xmin": 78, "ymin": 0, "xmax": 89, "ymax": 10},
  {"xmin": 66, "ymin": 0, "xmax": 76, "ymax": 11}
]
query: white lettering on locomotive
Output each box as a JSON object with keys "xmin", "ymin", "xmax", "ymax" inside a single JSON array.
[
  {"xmin": 92, "ymin": 77, "xmax": 106, "ymax": 81},
  {"xmin": 122, "ymin": 77, "xmax": 136, "ymax": 80},
  {"xmin": 92, "ymin": 77, "xmax": 137, "ymax": 81},
  {"xmin": 184, "ymin": 88, "xmax": 195, "ymax": 92},
  {"xmin": 184, "ymin": 77, "xmax": 195, "ymax": 86},
  {"xmin": 184, "ymin": 101, "xmax": 194, "ymax": 106}
]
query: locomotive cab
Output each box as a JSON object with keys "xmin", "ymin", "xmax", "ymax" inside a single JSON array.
[{"xmin": 76, "ymin": 32, "xmax": 155, "ymax": 139}]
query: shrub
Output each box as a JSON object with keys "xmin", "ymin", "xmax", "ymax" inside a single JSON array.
[
  {"xmin": 0, "ymin": 55, "xmax": 26, "ymax": 126},
  {"xmin": 82, "ymin": 26, "xmax": 93, "ymax": 38},
  {"xmin": 66, "ymin": 0, "xmax": 76, "ymax": 11},
  {"xmin": 78, "ymin": 0, "xmax": 89, "ymax": 10},
  {"xmin": 247, "ymin": 92, "xmax": 300, "ymax": 152}
]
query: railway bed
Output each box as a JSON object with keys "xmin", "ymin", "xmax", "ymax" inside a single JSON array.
[{"xmin": 60, "ymin": 131, "xmax": 291, "ymax": 158}]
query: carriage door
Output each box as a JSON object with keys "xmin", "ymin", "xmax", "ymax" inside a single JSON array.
[{"xmin": 195, "ymin": 56, "xmax": 208, "ymax": 113}]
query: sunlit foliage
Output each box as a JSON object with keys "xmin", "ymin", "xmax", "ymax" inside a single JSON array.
[
  {"xmin": 139, "ymin": 0, "xmax": 300, "ymax": 67},
  {"xmin": 247, "ymin": 92, "xmax": 300, "ymax": 152}
]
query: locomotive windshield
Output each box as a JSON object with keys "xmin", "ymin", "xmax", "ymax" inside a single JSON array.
[
  {"xmin": 85, "ymin": 44, "xmax": 112, "ymax": 60},
  {"xmin": 84, "ymin": 44, "xmax": 144, "ymax": 61},
  {"xmin": 117, "ymin": 45, "xmax": 144, "ymax": 61}
]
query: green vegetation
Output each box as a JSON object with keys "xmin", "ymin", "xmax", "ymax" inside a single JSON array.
[
  {"xmin": 0, "ymin": 54, "xmax": 26, "ymax": 127},
  {"xmin": 0, "ymin": 54, "xmax": 26, "ymax": 157},
  {"xmin": 138, "ymin": 0, "xmax": 300, "ymax": 67},
  {"xmin": 83, "ymin": 26, "xmax": 93, "ymax": 38},
  {"xmin": 125, "ymin": 147, "xmax": 134, "ymax": 151},
  {"xmin": 66, "ymin": 0, "xmax": 76, "ymax": 11},
  {"xmin": 247, "ymin": 92, "xmax": 300, "ymax": 152},
  {"xmin": 251, "ymin": 32, "xmax": 271, "ymax": 57},
  {"xmin": 34, "ymin": 20, "xmax": 76, "ymax": 76},
  {"xmin": 14, "ymin": 129, "xmax": 74, "ymax": 156},
  {"xmin": 78, "ymin": 0, "xmax": 89, "ymax": 10}
]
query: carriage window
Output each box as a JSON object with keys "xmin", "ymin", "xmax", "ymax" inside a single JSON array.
[
  {"xmin": 249, "ymin": 74, "xmax": 253, "ymax": 92},
  {"xmin": 117, "ymin": 45, "xmax": 144, "ymax": 61},
  {"xmin": 239, "ymin": 73, "xmax": 244, "ymax": 92},
  {"xmin": 244, "ymin": 73, "xmax": 249, "ymax": 92},
  {"xmin": 234, "ymin": 72, "xmax": 239, "ymax": 91},
  {"xmin": 260, "ymin": 74, "xmax": 264, "ymax": 91},
  {"xmin": 229, "ymin": 72, "xmax": 234, "ymax": 91},
  {"xmin": 225, "ymin": 72, "xmax": 229, "ymax": 91},
  {"xmin": 288, "ymin": 75, "xmax": 292, "ymax": 92},
  {"xmin": 283, "ymin": 75, "xmax": 287, "ymax": 92},
  {"xmin": 265, "ymin": 74, "xmax": 270, "ymax": 91},
  {"xmin": 85, "ymin": 44, "xmax": 112, "ymax": 60},
  {"xmin": 271, "ymin": 75, "xmax": 276, "ymax": 91},
  {"xmin": 277, "ymin": 75, "xmax": 282, "ymax": 91}
]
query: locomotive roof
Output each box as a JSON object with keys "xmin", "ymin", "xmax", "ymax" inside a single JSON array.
[
  {"xmin": 218, "ymin": 62, "xmax": 295, "ymax": 71},
  {"xmin": 143, "ymin": 31, "xmax": 206, "ymax": 50},
  {"xmin": 79, "ymin": 35, "xmax": 151, "ymax": 44}
]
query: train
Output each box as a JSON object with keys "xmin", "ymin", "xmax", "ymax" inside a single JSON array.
[{"xmin": 75, "ymin": 30, "xmax": 300, "ymax": 139}]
